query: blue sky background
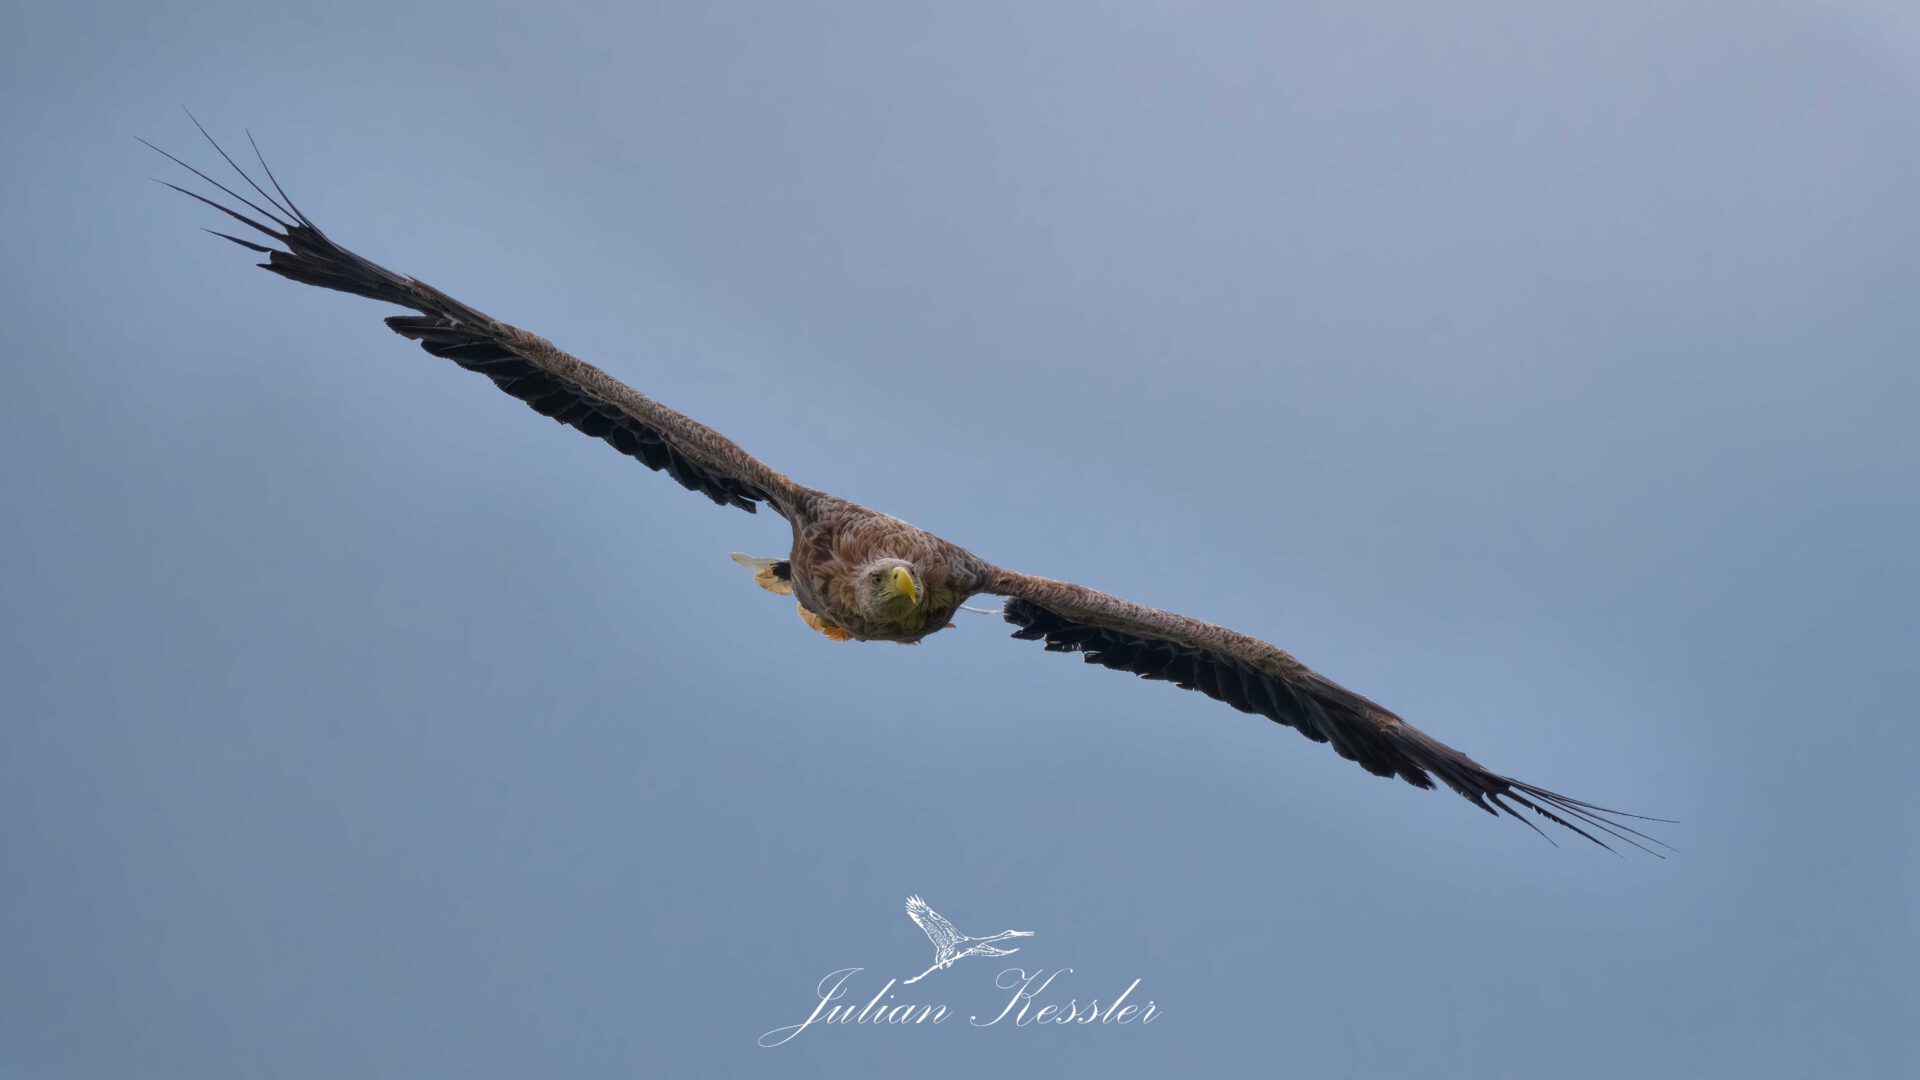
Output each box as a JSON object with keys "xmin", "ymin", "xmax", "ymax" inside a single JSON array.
[{"xmin": 3, "ymin": 2, "xmax": 1916, "ymax": 1076}]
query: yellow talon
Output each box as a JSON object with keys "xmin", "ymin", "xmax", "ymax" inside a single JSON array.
[{"xmin": 797, "ymin": 602, "xmax": 852, "ymax": 642}]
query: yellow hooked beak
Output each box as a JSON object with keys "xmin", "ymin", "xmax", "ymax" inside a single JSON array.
[{"xmin": 889, "ymin": 565, "xmax": 920, "ymax": 606}]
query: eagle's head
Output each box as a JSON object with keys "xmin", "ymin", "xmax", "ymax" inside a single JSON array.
[{"xmin": 855, "ymin": 557, "xmax": 923, "ymax": 615}]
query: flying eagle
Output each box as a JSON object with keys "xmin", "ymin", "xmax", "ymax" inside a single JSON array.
[{"xmin": 147, "ymin": 122, "xmax": 1667, "ymax": 854}]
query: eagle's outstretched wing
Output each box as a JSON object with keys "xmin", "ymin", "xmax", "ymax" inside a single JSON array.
[
  {"xmin": 981, "ymin": 568, "xmax": 1670, "ymax": 855},
  {"xmin": 905, "ymin": 895, "xmax": 960, "ymax": 957},
  {"xmin": 146, "ymin": 122, "xmax": 810, "ymax": 519}
]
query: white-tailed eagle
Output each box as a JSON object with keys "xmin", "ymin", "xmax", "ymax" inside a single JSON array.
[{"xmin": 147, "ymin": 121, "xmax": 1668, "ymax": 854}]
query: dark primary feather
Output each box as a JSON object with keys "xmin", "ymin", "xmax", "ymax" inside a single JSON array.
[
  {"xmin": 1000, "ymin": 596, "xmax": 1672, "ymax": 855},
  {"xmin": 146, "ymin": 119, "xmax": 771, "ymax": 514}
]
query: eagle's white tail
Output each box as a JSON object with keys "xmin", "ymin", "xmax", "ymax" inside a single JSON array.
[{"xmin": 730, "ymin": 552, "xmax": 794, "ymax": 595}]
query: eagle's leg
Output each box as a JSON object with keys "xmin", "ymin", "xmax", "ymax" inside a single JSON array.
[{"xmin": 796, "ymin": 602, "xmax": 853, "ymax": 642}]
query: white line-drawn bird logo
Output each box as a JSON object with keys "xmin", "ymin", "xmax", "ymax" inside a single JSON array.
[
  {"xmin": 755, "ymin": 894, "xmax": 1159, "ymax": 1045},
  {"xmin": 902, "ymin": 895, "xmax": 1035, "ymax": 984}
]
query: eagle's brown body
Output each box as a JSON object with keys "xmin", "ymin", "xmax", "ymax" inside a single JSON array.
[
  {"xmin": 787, "ymin": 498, "xmax": 987, "ymax": 642},
  {"xmin": 149, "ymin": 123, "xmax": 1666, "ymax": 854}
]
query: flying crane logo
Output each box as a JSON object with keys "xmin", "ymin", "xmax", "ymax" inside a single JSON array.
[
  {"xmin": 757, "ymin": 894, "xmax": 1159, "ymax": 1046},
  {"xmin": 901, "ymin": 894, "xmax": 1035, "ymax": 984}
]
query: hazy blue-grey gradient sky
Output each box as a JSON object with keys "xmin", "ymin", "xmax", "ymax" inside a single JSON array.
[{"xmin": 4, "ymin": 2, "xmax": 1917, "ymax": 1076}]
